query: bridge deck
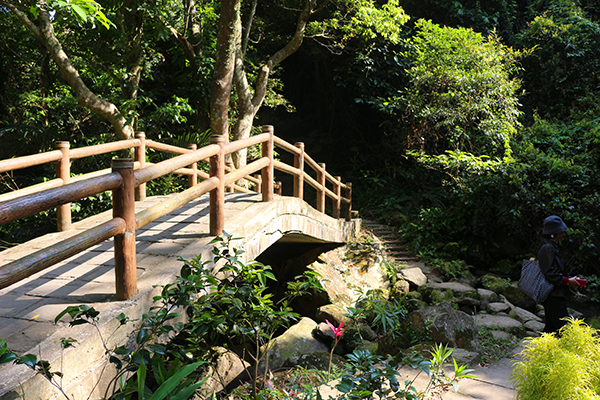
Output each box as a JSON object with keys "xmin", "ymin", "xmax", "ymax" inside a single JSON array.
[{"xmin": 0, "ymin": 193, "xmax": 359, "ymax": 399}]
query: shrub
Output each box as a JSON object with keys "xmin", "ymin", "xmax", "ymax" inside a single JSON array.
[{"xmin": 511, "ymin": 318, "xmax": 600, "ymax": 399}]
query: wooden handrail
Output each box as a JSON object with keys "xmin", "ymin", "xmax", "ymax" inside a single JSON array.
[
  {"xmin": 0, "ymin": 218, "xmax": 126, "ymax": 289},
  {"xmin": 0, "ymin": 173, "xmax": 123, "ymax": 225},
  {"xmin": 0, "ymin": 125, "xmax": 353, "ymax": 297},
  {"xmin": 69, "ymin": 139, "xmax": 140, "ymax": 160}
]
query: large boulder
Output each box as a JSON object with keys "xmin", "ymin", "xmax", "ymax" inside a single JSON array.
[
  {"xmin": 192, "ymin": 347, "xmax": 249, "ymax": 399},
  {"xmin": 257, "ymin": 317, "xmax": 328, "ymax": 376},
  {"xmin": 405, "ymin": 302, "xmax": 481, "ymax": 353}
]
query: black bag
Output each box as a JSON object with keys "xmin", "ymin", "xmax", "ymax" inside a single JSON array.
[{"xmin": 518, "ymin": 259, "xmax": 554, "ymax": 303}]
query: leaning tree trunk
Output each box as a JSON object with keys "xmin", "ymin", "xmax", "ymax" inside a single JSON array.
[{"xmin": 3, "ymin": 0, "xmax": 135, "ymax": 140}]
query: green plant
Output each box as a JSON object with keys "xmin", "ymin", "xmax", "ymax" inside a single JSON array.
[
  {"xmin": 346, "ymin": 289, "xmax": 407, "ymax": 341},
  {"xmin": 333, "ymin": 344, "xmax": 474, "ymax": 399},
  {"xmin": 511, "ymin": 318, "xmax": 600, "ymax": 399},
  {"xmin": 477, "ymin": 327, "xmax": 518, "ymax": 366},
  {"xmin": 335, "ymin": 349, "xmax": 417, "ymax": 399},
  {"xmin": 165, "ymin": 233, "xmax": 324, "ymax": 396}
]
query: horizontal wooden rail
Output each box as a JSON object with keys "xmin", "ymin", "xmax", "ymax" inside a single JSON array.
[
  {"xmin": 0, "ymin": 173, "xmax": 123, "ymax": 225},
  {"xmin": 69, "ymin": 139, "xmax": 140, "ymax": 160},
  {"xmin": 134, "ymin": 145, "xmax": 220, "ymax": 187},
  {"xmin": 0, "ymin": 164, "xmax": 142, "ymax": 203},
  {"xmin": 136, "ymin": 177, "xmax": 220, "ymax": 229},
  {"xmin": 0, "ymin": 218, "xmax": 126, "ymax": 290},
  {"xmin": 273, "ymin": 136, "xmax": 301, "ymax": 156},
  {"xmin": 0, "ymin": 150, "xmax": 62, "ymax": 174},
  {"xmin": 224, "ymin": 133, "xmax": 269, "ymax": 155},
  {"xmin": 146, "ymin": 140, "xmax": 193, "ymax": 155},
  {"xmin": 0, "ymin": 125, "xmax": 354, "ymax": 299},
  {"xmin": 224, "ymin": 158, "xmax": 270, "ymax": 187}
]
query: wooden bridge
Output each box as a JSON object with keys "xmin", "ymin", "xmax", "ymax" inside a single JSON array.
[{"xmin": 0, "ymin": 127, "xmax": 359, "ymax": 399}]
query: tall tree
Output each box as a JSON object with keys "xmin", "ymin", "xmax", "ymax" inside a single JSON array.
[{"xmin": 226, "ymin": 0, "xmax": 409, "ymax": 170}]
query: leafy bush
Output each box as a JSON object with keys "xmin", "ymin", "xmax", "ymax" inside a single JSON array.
[{"xmin": 511, "ymin": 318, "xmax": 600, "ymax": 399}]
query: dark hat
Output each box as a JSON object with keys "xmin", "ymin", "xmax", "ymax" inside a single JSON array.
[{"xmin": 543, "ymin": 216, "xmax": 567, "ymax": 236}]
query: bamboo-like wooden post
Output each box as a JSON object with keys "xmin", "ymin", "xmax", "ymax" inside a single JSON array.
[
  {"xmin": 56, "ymin": 141, "xmax": 71, "ymax": 231},
  {"xmin": 261, "ymin": 125, "xmax": 274, "ymax": 202},
  {"xmin": 134, "ymin": 132, "xmax": 146, "ymax": 201},
  {"xmin": 112, "ymin": 158, "xmax": 137, "ymax": 300},
  {"xmin": 345, "ymin": 182, "xmax": 353, "ymax": 221},
  {"xmin": 254, "ymin": 174, "xmax": 262, "ymax": 193},
  {"xmin": 333, "ymin": 176, "xmax": 341, "ymax": 219},
  {"xmin": 317, "ymin": 162, "xmax": 326, "ymax": 212},
  {"xmin": 275, "ymin": 181, "xmax": 282, "ymax": 196},
  {"xmin": 188, "ymin": 144, "xmax": 197, "ymax": 188},
  {"xmin": 293, "ymin": 142, "xmax": 304, "ymax": 199},
  {"xmin": 210, "ymin": 135, "xmax": 226, "ymax": 236}
]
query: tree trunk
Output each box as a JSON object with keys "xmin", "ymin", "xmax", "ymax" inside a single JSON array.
[
  {"xmin": 231, "ymin": 0, "xmax": 314, "ymax": 169},
  {"xmin": 210, "ymin": 0, "xmax": 240, "ymax": 138}
]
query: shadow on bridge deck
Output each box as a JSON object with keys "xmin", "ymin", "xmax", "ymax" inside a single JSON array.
[{"xmin": 0, "ymin": 193, "xmax": 360, "ymax": 400}]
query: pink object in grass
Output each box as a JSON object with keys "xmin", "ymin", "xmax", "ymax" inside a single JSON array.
[{"xmin": 325, "ymin": 319, "xmax": 344, "ymax": 338}]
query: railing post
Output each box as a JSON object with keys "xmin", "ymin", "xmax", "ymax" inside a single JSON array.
[
  {"xmin": 317, "ymin": 162, "xmax": 326, "ymax": 212},
  {"xmin": 210, "ymin": 135, "xmax": 226, "ymax": 236},
  {"xmin": 254, "ymin": 174, "xmax": 262, "ymax": 193},
  {"xmin": 293, "ymin": 142, "xmax": 304, "ymax": 199},
  {"xmin": 112, "ymin": 158, "xmax": 137, "ymax": 300},
  {"xmin": 56, "ymin": 141, "xmax": 71, "ymax": 231},
  {"xmin": 188, "ymin": 144, "xmax": 197, "ymax": 188},
  {"xmin": 261, "ymin": 125, "xmax": 274, "ymax": 202},
  {"xmin": 333, "ymin": 176, "xmax": 341, "ymax": 219},
  {"xmin": 134, "ymin": 132, "xmax": 146, "ymax": 201},
  {"xmin": 345, "ymin": 182, "xmax": 353, "ymax": 221}
]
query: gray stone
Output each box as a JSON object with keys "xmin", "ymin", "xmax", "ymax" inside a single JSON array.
[
  {"xmin": 451, "ymin": 348, "xmax": 481, "ymax": 367},
  {"xmin": 398, "ymin": 267, "xmax": 428, "ymax": 287},
  {"xmin": 511, "ymin": 306, "xmax": 542, "ymax": 323},
  {"xmin": 477, "ymin": 288, "xmax": 499, "ymax": 303},
  {"xmin": 491, "ymin": 330, "xmax": 512, "ymax": 342},
  {"xmin": 392, "ymin": 279, "xmax": 410, "ymax": 297},
  {"xmin": 406, "ymin": 302, "xmax": 480, "ymax": 352},
  {"xmin": 427, "ymin": 281, "xmax": 477, "ymax": 294},
  {"xmin": 488, "ymin": 302, "xmax": 510, "ymax": 313},
  {"xmin": 193, "ymin": 347, "xmax": 249, "ymax": 399},
  {"xmin": 524, "ymin": 320, "xmax": 544, "ymax": 333},
  {"xmin": 472, "ymin": 314, "xmax": 523, "ymax": 335},
  {"xmin": 283, "ymin": 351, "xmax": 344, "ymax": 371},
  {"xmin": 316, "ymin": 303, "xmax": 350, "ymax": 326},
  {"xmin": 257, "ymin": 317, "xmax": 328, "ymax": 375}
]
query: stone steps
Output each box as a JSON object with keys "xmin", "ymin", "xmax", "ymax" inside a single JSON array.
[{"xmin": 362, "ymin": 220, "xmax": 420, "ymax": 264}]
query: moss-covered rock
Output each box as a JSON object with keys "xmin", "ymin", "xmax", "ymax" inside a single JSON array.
[{"xmin": 480, "ymin": 274, "xmax": 510, "ymax": 294}]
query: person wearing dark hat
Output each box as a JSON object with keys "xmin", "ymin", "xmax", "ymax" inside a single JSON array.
[{"xmin": 538, "ymin": 215, "xmax": 581, "ymax": 333}]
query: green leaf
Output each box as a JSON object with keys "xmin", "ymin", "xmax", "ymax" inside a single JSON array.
[
  {"xmin": 137, "ymin": 360, "xmax": 147, "ymax": 399},
  {"xmin": 147, "ymin": 361, "xmax": 205, "ymax": 400},
  {"xmin": 16, "ymin": 354, "xmax": 37, "ymax": 369},
  {"xmin": 71, "ymin": 4, "xmax": 88, "ymax": 21},
  {"xmin": 136, "ymin": 328, "xmax": 148, "ymax": 345}
]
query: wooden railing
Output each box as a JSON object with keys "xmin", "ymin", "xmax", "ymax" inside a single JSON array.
[{"xmin": 0, "ymin": 126, "xmax": 352, "ymax": 300}]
